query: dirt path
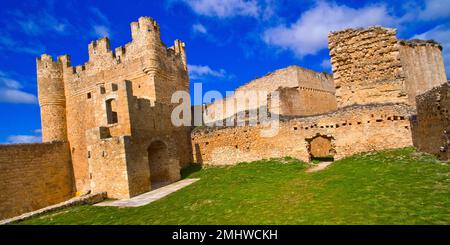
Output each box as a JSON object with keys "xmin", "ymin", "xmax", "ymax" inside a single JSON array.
[{"xmin": 306, "ymin": 161, "xmax": 333, "ymax": 173}]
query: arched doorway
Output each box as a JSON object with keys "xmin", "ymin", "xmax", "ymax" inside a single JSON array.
[
  {"xmin": 147, "ymin": 140, "xmax": 173, "ymax": 189},
  {"xmin": 307, "ymin": 135, "xmax": 335, "ymax": 162}
]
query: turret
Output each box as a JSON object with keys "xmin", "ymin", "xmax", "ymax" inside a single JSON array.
[
  {"xmin": 173, "ymin": 39, "xmax": 187, "ymax": 70},
  {"xmin": 37, "ymin": 54, "xmax": 68, "ymax": 142},
  {"xmin": 130, "ymin": 16, "xmax": 162, "ymax": 46}
]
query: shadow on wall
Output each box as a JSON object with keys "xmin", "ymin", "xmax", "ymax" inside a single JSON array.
[{"xmin": 194, "ymin": 143, "xmax": 203, "ymax": 164}]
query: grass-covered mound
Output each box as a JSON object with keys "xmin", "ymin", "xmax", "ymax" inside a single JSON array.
[{"xmin": 19, "ymin": 148, "xmax": 450, "ymax": 224}]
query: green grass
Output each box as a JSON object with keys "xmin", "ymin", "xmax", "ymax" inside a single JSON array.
[{"xmin": 19, "ymin": 148, "xmax": 450, "ymax": 225}]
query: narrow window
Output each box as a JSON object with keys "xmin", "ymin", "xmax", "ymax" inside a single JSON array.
[
  {"xmin": 87, "ymin": 92, "xmax": 92, "ymax": 99},
  {"xmin": 111, "ymin": 83, "xmax": 118, "ymax": 91},
  {"xmin": 106, "ymin": 98, "xmax": 118, "ymax": 124}
]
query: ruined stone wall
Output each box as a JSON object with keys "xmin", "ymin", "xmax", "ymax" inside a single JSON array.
[
  {"xmin": 192, "ymin": 104, "xmax": 414, "ymax": 165},
  {"xmin": 204, "ymin": 66, "xmax": 336, "ymax": 121},
  {"xmin": 329, "ymin": 27, "xmax": 407, "ymax": 107},
  {"xmin": 277, "ymin": 86, "xmax": 337, "ymax": 116},
  {"xmin": 398, "ymin": 40, "xmax": 447, "ymax": 106},
  {"xmin": 37, "ymin": 17, "xmax": 190, "ymax": 195},
  {"xmin": 0, "ymin": 142, "xmax": 74, "ymax": 219},
  {"xmin": 413, "ymin": 83, "xmax": 449, "ymax": 160}
]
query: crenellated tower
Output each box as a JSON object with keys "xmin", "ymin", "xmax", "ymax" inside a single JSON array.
[{"xmin": 37, "ymin": 54, "xmax": 68, "ymax": 142}]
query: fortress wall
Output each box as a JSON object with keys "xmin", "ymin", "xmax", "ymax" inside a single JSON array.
[
  {"xmin": 398, "ymin": 41, "xmax": 448, "ymax": 106},
  {"xmin": 328, "ymin": 27, "xmax": 407, "ymax": 107},
  {"xmin": 204, "ymin": 66, "xmax": 336, "ymax": 122},
  {"xmin": 413, "ymin": 83, "xmax": 449, "ymax": 160},
  {"xmin": 192, "ymin": 104, "xmax": 414, "ymax": 165},
  {"xmin": 0, "ymin": 142, "xmax": 74, "ymax": 220}
]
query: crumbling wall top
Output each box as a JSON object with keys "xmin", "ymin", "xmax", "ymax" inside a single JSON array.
[{"xmin": 398, "ymin": 39, "xmax": 443, "ymax": 50}]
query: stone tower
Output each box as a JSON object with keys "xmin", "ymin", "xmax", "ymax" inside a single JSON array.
[
  {"xmin": 36, "ymin": 17, "xmax": 192, "ymax": 198},
  {"xmin": 328, "ymin": 26, "xmax": 447, "ymax": 108},
  {"xmin": 37, "ymin": 55, "xmax": 68, "ymax": 142}
]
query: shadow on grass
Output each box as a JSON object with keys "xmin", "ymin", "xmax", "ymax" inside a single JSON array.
[{"xmin": 181, "ymin": 164, "xmax": 203, "ymax": 179}]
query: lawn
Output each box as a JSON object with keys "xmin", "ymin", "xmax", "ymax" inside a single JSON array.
[{"xmin": 19, "ymin": 148, "xmax": 450, "ymax": 225}]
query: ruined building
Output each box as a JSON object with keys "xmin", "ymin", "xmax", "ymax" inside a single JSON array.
[
  {"xmin": 0, "ymin": 21, "xmax": 448, "ymax": 221},
  {"xmin": 192, "ymin": 27, "xmax": 448, "ymax": 165},
  {"xmin": 202, "ymin": 65, "xmax": 337, "ymax": 123}
]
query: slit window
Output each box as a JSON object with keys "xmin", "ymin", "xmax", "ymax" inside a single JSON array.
[{"xmin": 106, "ymin": 98, "xmax": 118, "ymax": 124}]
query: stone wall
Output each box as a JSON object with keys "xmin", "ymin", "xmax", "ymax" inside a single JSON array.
[
  {"xmin": 203, "ymin": 66, "xmax": 336, "ymax": 122},
  {"xmin": 413, "ymin": 83, "xmax": 449, "ymax": 160},
  {"xmin": 328, "ymin": 27, "xmax": 407, "ymax": 107},
  {"xmin": 328, "ymin": 27, "xmax": 447, "ymax": 108},
  {"xmin": 192, "ymin": 104, "xmax": 414, "ymax": 165},
  {"xmin": 0, "ymin": 142, "xmax": 74, "ymax": 219},
  {"xmin": 398, "ymin": 40, "xmax": 448, "ymax": 106}
]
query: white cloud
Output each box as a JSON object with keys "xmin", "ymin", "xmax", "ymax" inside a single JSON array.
[
  {"xmin": 93, "ymin": 25, "xmax": 110, "ymax": 37},
  {"xmin": 10, "ymin": 9, "xmax": 70, "ymax": 36},
  {"xmin": 263, "ymin": 2, "xmax": 395, "ymax": 57},
  {"xmin": 0, "ymin": 89, "xmax": 38, "ymax": 104},
  {"xmin": 413, "ymin": 25, "xmax": 450, "ymax": 77},
  {"xmin": 0, "ymin": 33, "xmax": 45, "ymax": 55},
  {"xmin": 89, "ymin": 8, "xmax": 112, "ymax": 38},
  {"xmin": 0, "ymin": 77, "xmax": 22, "ymax": 89},
  {"xmin": 89, "ymin": 7, "xmax": 111, "ymax": 26},
  {"xmin": 188, "ymin": 64, "xmax": 226, "ymax": 80},
  {"xmin": 0, "ymin": 71, "xmax": 37, "ymax": 104},
  {"xmin": 180, "ymin": 0, "xmax": 260, "ymax": 18},
  {"xmin": 320, "ymin": 59, "xmax": 331, "ymax": 70},
  {"xmin": 6, "ymin": 135, "xmax": 42, "ymax": 144},
  {"xmin": 418, "ymin": 0, "xmax": 450, "ymax": 20},
  {"xmin": 193, "ymin": 23, "xmax": 207, "ymax": 34}
]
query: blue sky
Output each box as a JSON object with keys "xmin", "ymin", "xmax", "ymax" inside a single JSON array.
[{"xmin": 0, "ymin": 0, "xmax": 449, "ymax": 144}]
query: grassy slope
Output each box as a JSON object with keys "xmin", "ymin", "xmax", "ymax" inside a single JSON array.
[{"xmin": 20, "ymin": 148, "xmax": 450, "ymax": 225}]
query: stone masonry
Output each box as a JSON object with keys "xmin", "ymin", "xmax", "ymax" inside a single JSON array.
[
  {"xmin": 328, "ymin": 27, "xmax": 447, "ymax": 108},
  {"xmin": 0, "ymin": 20, "xmax": 447, "ymax": 220},
  {"xmin": 36, "ymin": 16, "xmax": 192, "ymax": 199},
  {"xmin": 413, "ymin": 83, "xmax": 449, "ymax": 160},
  {"xmin": 203, "ymin": 66, "xmax": 337, "ymax": 123}
]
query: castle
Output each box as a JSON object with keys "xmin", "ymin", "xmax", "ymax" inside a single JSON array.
[{"xmin": 0, "ymin": 17, "xmax": 448, "ymax": 220}]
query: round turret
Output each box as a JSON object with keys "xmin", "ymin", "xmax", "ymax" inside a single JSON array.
[{"xmin": 37, "ymin": 54, "xmax": 68, "ymax": 142}]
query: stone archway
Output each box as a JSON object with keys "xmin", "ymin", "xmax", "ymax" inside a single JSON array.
[
  {"xmin": 306, "ymin": 135, "xmax": 335, "ymax": 161},
  {"xmin": 147, "ymin": 140, "xmax": 181, "ymax": 189}
]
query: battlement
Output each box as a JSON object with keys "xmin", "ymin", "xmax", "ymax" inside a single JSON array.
[
  {"xmin": 131, "ymin": 16, "xmax": 161, "ymax": 41},
  {"xmin": 88, "ymin": 37, "xmax": 113, "ymax": 59},
  {"xmin": 329, "ymin": 26, "xmax": 396, "ymax": 37},
  {"xmin": 398, "ymin": 39, "xmax": 443, "ymax": 50},
  {"xmin": 36, "ymin": 17, "xmax": 187, "ymax": 81}
]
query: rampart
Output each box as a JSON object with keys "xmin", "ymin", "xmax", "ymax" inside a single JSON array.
[
  {"xmin": 192, "ymin": 103, "xmax": 415, "ymax": 165},
  {"xmin": 203, "ymin": 66, "xmax": 337, "ymax": 122},
  {"xmin": 413, "ymin": 83, "xmax": 449, "ymax": 160},
  {"xmin": 0, "ymin": 142, "xmax": 74, "ymax": 219}
]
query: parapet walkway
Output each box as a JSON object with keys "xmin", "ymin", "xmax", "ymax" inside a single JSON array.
[{"xmin": 95, "ymin": 178, "xmax": 200, "ymax": 207}]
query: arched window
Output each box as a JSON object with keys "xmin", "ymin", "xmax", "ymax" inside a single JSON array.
[{"xmin": 106, "ymin": 98, "xmax": 118, "ymax": 124}]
